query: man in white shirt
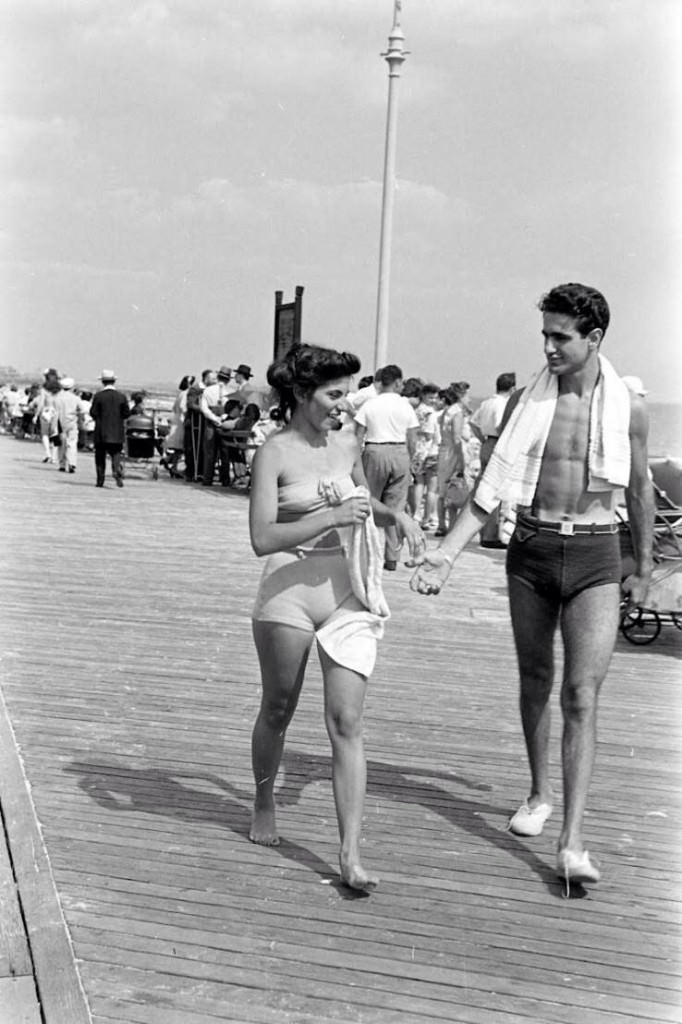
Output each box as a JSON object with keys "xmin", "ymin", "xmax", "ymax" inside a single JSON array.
[
  {"xmin": 200, "ymin": 366, "xmax": 231, "ymax": 485},
  {"xmin": 469, "ymin": 372, "xmax": 516, "ymax": 547},
  {"xmin": 54, "ymin": 377, "xmax": 86, "ymax": 473},
  {"xmin": 355, "ymin": 364, "xmax": 419, "ymax": 570}
]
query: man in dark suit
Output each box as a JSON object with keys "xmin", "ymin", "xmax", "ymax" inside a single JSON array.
[{"xmin": 89, "ymin": 369, "xmax": 130, "ymax": 488}]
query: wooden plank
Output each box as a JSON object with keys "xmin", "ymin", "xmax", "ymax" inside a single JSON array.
[
  {"xmin": 65, "ymin": 916, "xmax": 680, "ymax": 1019},
  {"xmin": 0, "ymin": 809, "xmax": 33, "ymax": 978},
  {"xmin": 60, "ymin": 892, "xmax": 681, "ymax": 998},
  {"xmin": 0, "ymin": 977, "xmax": 42, "ymax": 1024},
  {"xmin": 0, "ymin": 689, "xmax": 92, "ymax": 1024},
  {"xmin": 55, "ymin": 874, "xmax": 680, "ymax": 975},
  {"xmin": 71, "ymin": 936, "xmax": 674, "ymax": 1024},
  {"xmin": 78, "ymin": 962, "xmax": 623, "ymax": 1024}
]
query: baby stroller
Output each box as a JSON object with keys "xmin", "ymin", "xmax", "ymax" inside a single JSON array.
[
  {"xmin": 125, "ymin": 413, "xmax": 160, "ymax": 480},
  {"xmin": 618, "ymin": 474, "xmax": 682, "ymax": 645}
]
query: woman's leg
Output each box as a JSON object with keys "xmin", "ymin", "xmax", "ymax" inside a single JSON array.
[
  {"xmin": 40, "ymin": 429, "xmax": 52, "ymax": 461},
  {"xmin": 250, "ymin": 620, "xmax": 313, "ymax": 845},
  {"xmin": 423, "ymin": 474, "xmax": 438, "ymax": 526},
  {"xmin": 318, "ymin": 647, "xmax": 378, "ymax": 891}
]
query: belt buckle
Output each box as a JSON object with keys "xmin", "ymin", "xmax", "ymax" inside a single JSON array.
[{"xmin": 559, "ymin": 520, "xmax": 574, "ymax": 536}]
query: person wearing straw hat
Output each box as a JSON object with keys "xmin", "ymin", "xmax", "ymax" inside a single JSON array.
[{"xmin": 89, "ymin": 370, "xmax": 130, "ymax": 488}]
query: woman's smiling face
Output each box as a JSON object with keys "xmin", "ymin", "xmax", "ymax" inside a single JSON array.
[{"xmin": 300, "ymin": 377, "xmax": 352, "ymax": 432}]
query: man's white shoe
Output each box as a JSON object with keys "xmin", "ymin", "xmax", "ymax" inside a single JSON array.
[{"xmin": 508, "ymin": 801, "xmax": 553, "ymax": 837}]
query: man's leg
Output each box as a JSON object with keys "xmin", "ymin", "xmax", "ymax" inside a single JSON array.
[
  {"xmin": 508, "ymin": 576, "xmax": 560, "ymax": 814},
  {"xmin": 218, "ymin": 431, "xmax": 232, "ymax": 485},
  {"xmin": 202, "ymin": 422, "xmax": 217, "ymax": 484},
  {"xmin": 94, "ymin": 443, "xmax": 106, "ymax": 485},
  {"xmin": 362, "ymin": 447, "xmax": 392, "ymax": 558},
  {"xmin": 110, "ymin": 444, "xmax": 124, "ymax": 486},
  {"xmin": 558, "ymin": 583, "xmax": 620, "ymax": 857},
  {"xmin": 361, "ymin": 447, "xmax": 389, "ymax": 501},
  {"xmin": 377, "ymin": 448, "xmax": 410, "ymax": 564},
  {"xmin": 478, "ymin": 440, "xmax": 500, "ymax": 544}
]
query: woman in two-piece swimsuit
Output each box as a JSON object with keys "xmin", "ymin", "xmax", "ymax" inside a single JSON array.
[{"xmin": 248, "ymin": 343, "xmax": 424, "ymax": 891}]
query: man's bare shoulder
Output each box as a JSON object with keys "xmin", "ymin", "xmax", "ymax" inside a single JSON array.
[{"xmin": 627, "ymin": 391, "xmax": 649, "ymax": 440}]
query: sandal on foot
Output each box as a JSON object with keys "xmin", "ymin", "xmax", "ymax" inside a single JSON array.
[{"xmin": 508, "ymin": 800, "xmax": 552, "ymax": 837}]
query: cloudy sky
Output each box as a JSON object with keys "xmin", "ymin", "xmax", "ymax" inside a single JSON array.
[{"xmin": 2, "ymin": 0, "xmax": 680, "ymax": 399}]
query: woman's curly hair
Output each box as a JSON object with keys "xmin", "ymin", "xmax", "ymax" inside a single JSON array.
[{"xmin": 267, "ymin": 344, "xmax": 361, "ymax": 421}]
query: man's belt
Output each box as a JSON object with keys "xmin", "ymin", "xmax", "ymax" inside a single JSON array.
[{"xmin": 517, "ymin": 511, "xmax": 619, "ymax": 536}]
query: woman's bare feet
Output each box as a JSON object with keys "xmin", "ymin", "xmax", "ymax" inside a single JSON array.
[
  {"xmin": 249, "ymin": 803, "xmax": 280, "ymax": 846},
  {"xmin": 339, "ymin": 852, "xmax": 378, "ymax": 892}
]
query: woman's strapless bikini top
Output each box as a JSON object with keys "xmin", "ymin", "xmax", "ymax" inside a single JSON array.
[
  {"xmin": 277, "ymin": 475, "xmax": 355, "ymax": 553},
  {"xmin": 277, "ymin": 476, "xmax": 355, "ymax": 517}
]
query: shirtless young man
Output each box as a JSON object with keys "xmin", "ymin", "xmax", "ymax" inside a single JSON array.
[{"xmin": 411, "ymin": 283, "xmax": 654, "ymax": 890}]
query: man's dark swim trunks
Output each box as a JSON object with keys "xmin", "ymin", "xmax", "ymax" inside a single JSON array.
[{"xmin": 506, "ymin": 510, "xmax": 622, "ymax": 603}]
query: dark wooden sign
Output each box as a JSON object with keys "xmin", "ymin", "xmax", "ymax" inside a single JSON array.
[{"xmin": 273, "ymin": 286, "xmax": 304, "ymax": 362}]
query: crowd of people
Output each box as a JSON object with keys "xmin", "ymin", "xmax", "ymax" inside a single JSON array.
[
  {"xmin": 0, "ymin": 369, "xmax": 97, "ymax": 471},
  {"xmin": 0, "ymin": 361, "xmax": 275, "ymax": 487},
  {"xmin": 0, "ymin": 359, "xmax": 518, "ymax": 543}
]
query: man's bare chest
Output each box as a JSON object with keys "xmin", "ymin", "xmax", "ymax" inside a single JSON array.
[{"xmin": 542, "ymin": 394, "xmax": 592, "ymax": 464}]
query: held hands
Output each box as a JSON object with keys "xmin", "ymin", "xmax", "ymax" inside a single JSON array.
[{"xmin": 409, "ymin": 548, "xmax": 453, "ymax": 596}]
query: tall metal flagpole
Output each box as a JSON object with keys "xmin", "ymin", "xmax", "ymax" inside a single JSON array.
[{"xmin": 373, "ymin": 0, "xmax": 408, "ymax": 371}]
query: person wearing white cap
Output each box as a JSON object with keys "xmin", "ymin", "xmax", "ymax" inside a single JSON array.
[
  {"xmin": 89, "ymin": 370, "xmax": 130, "ymax": 487},
  {"xmin": 54, "ymin": 378, "xmax": 86, "ymax": 473}
]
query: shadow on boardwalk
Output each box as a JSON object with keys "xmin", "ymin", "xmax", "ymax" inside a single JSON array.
[{"xmin": 65, "ymin": 751, "xmax": 567, "ymax": 900}]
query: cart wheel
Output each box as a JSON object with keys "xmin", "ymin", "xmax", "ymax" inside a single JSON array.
[
  {"xmin": 152, "ymin": 466, "xmax": 159, "ymax": 480},
  {"xmin": 620, "ymin": 608, "xmax": 661, "ymax": 645}
]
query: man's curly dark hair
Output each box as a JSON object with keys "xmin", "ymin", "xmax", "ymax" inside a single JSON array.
[{"xmin": 538, "ymin": 283, "xmax": 610, "ymax": 337}]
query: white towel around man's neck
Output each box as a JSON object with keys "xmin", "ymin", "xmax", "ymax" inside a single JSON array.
[{"xmin": 473, "ymin": 354, "xmax": 631, "ymax": 514}]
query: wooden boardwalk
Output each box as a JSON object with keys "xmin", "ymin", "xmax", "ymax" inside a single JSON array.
[{"xmin": 0, "ymin": 433, "xmax": 680, "ymax": 1024}]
